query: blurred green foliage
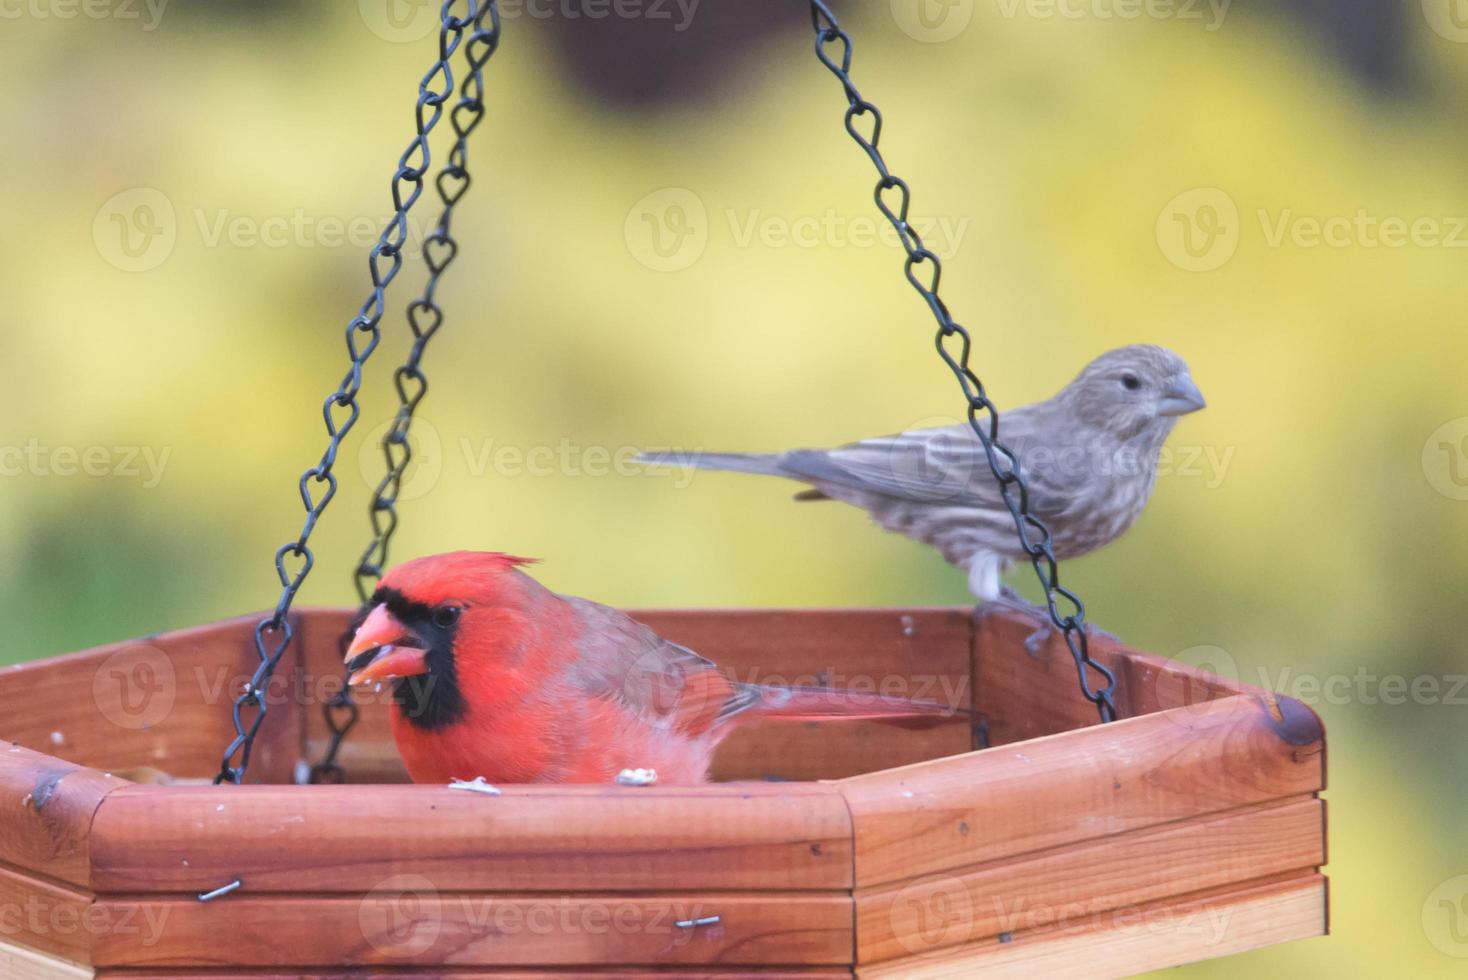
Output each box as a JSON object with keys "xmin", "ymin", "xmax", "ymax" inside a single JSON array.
[{"xmin": 1, "ymin": 2, "xmax": 1465, "ymax": 975}]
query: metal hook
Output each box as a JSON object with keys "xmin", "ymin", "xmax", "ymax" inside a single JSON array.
[
  {"xmin": 198, "ymin": 879, "xmax": 243, "ymax": 903},
  {"xmin": 675, "ymin": 915, "xmax": 722, "ymax": 930}
]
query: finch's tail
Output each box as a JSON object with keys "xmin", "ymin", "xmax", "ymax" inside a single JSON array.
[
  {"xmin": 743, "ymin": 684, "xmax": 965, "ymax": 729},
  {"xmin": 637, "ymin": 451, "xmax": 786, "ymax": 477}
]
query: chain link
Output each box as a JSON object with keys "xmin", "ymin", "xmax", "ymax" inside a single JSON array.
[
  {"xmin": 217, "ymin": 1, "xmax": 501, "ymax": 786},
  {"xmin": 805, "ymin": 0, "xmax": 1118, "ymax": 723},
  {"xmin": 310, "ymin": 2, "xmax": 503, "ymax": 786}
]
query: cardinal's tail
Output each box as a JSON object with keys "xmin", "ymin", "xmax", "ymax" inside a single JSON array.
[{"xmin": 741, "ymin": 683, "xmax": 966, "ymax": 729}]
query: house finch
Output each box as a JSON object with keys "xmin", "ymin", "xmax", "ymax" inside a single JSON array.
[
  {"xmin": 343, "ymin": 551, "xmax": 960, "ymax": 785},
  {"xmin": 640, "ymin": 345, "xmax": 1205, "ymax": 601}
]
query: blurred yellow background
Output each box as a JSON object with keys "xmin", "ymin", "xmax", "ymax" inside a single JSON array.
[{"xmin": 2, "ymin": 0, "xmax": 1465, "ymax": 975}]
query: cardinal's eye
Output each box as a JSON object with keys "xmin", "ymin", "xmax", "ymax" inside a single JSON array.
[
  {"xmin": 432, "ymin": 606, "xmax": 461, "ymax": 629},
  {"xmin": 1120, "ymin": 373, "xmax": 1141, "ymax": 391}
]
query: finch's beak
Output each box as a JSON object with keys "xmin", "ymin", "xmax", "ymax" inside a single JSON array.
[
  {"xmin": 344, "ymin": 604, "xmax": 429, "ymax": 687},
  {"xmin": 1159, "ymin": 373, "xmax": 1207, "ymax": 417}
]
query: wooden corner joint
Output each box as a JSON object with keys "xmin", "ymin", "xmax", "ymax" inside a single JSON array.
[{"xmin": 1254, "ymin": 692, "xmax": 1325, "ymax": 748}]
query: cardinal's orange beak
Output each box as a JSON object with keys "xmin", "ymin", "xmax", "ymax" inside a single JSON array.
[{"xmin": 344, "ymin": 604, "xmax": 429, "ymax": 687}]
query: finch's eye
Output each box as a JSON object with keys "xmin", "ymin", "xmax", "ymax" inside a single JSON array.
[
  {"xmin": 1120, "ymin": 373, "xmax": 1141, "ymax": 391},
  {"xmin": 432, "ymin": 606, "xmax": 461, "ymax": 629}
]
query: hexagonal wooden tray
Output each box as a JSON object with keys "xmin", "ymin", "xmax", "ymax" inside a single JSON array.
[{"xmin": 0, "ymin": 607, "xmax": 1326, "ymax": 978}]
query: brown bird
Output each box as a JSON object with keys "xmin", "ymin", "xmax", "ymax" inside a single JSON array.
[{"xmin": 640, "ymin": 345, "xmax": 1205, "ymax": 602}]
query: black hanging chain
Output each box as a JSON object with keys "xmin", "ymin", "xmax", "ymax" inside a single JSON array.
[
  {"xmin": 354, "ymin": 11, "xmax": 500, "ymax": 600},
  {"xmin": 216, "ymin": 1, "xmax": 500, "ymax": 787},
  {"xmin": 804, "ymin": 0, "xmax": 1117, "ymax": 724},
  {"xmin": 310, "ymin": 3, "xmax": 503, "ymax": 786}
]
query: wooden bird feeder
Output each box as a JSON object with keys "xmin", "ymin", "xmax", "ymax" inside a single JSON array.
[
  {"xmin": 0, "ymin": 606, "xmax": 1326, "ymax": 977},
  {"xmin": 5, "ymin": 2, "xmax": 1328, "ymax": 976}
]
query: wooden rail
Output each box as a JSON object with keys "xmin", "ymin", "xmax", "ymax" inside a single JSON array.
[{"xmin": 0, "ymin": 607, "xmax": 1327, "ymax": 976}]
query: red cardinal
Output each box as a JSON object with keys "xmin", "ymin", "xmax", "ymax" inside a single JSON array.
[{"xmin": 343, "ymin": 551, "xmax": 960, "ymax": 785}]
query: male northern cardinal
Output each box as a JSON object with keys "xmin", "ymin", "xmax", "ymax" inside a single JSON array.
[
  {"xmin": 344, "ymin": 551, "xmax": 960, "ymax": 785},
  {"xmin": 640, "ymin": 345, "xmax": 1206, "ymax": 601}
]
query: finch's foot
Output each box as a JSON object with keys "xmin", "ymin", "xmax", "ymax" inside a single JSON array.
[
  {"xmin": 977, "ymin": 588, "xmax": 1052, "ymax": 655},
  {"xmin": 1019, "ymin": 620, "xmax": 1122, "ymax": 656},
  {"xmin": 980, "ymin": 586, "xmax": 1051, "ymax": 616},
  {"xmin": 978, "ymin": 589, "xmax": 1120, "ymax": 656},
  {"xmin": 982, "ymin": 586, "xmax": 1050, "ymax": 622}
]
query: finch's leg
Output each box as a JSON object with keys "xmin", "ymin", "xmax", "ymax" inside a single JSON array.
[{"xmin": 966, "ymin": 558, "xmax": 1005, "ymax": 604}]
